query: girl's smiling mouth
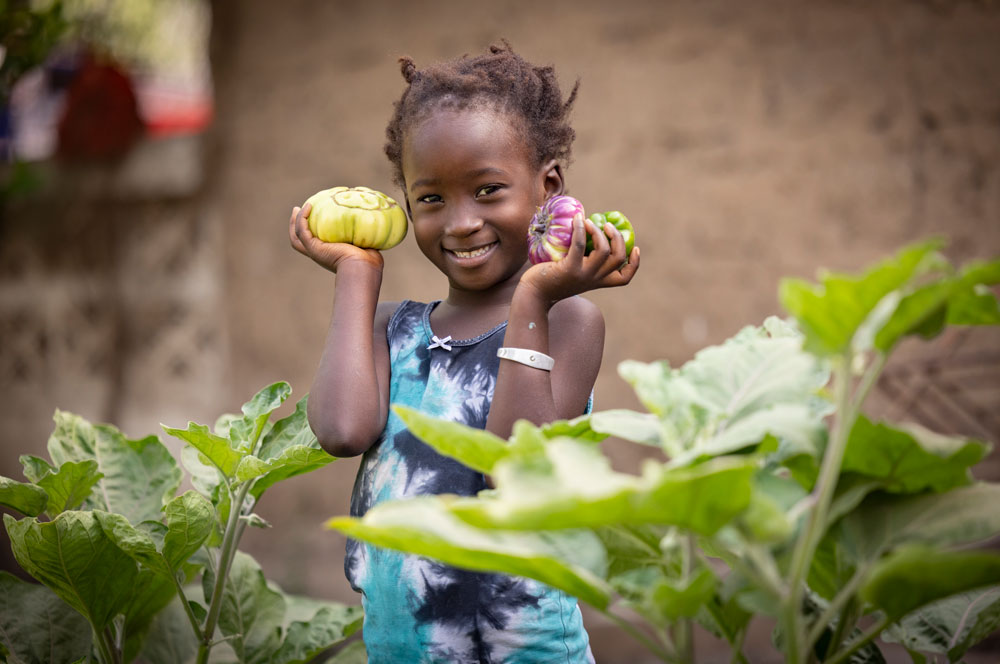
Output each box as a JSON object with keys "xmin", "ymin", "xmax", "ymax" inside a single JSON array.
[{"xmin": 448, "ymin": 242, "xmax": 498, "ymax": 261}]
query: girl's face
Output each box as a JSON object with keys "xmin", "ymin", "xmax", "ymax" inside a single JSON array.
[{"xmin": 401, "ymin": 106, "xmax": 562, "ymax": 301}]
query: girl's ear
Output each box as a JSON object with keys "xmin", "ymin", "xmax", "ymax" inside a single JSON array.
[{"xmin": 540, "ymin": 159, "xmax": 564, "ymax": 200}]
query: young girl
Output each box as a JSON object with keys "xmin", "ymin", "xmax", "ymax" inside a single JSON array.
[{"xmin": 290, "ymin": 42, "xmax": 639, "ymax": 664}]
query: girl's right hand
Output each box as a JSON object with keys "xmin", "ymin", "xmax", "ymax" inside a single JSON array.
[{"xmin": 289, "ymin": 203, "xmax": 384, "ymax": 273}]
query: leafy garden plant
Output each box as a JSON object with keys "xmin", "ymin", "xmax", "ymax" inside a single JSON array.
[
  {"xmin": 0, "ymin": 382, "xmax": 362, "ymax": 664},
  {"xmin": 328, "ymin": 239, "xmax": 1000, "ymax": 663}
]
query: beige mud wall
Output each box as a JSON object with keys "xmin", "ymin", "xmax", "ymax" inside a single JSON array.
[{"xmin": 2, "ymin": 1, "xmax": 998, "ymax": 661}]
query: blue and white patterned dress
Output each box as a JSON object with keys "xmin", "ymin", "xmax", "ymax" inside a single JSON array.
[{"xmin": 346, "ymin": 300, "xmax": 595, "ymax": 664}]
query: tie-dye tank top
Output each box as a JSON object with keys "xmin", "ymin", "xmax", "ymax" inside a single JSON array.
[{"xmin": 345, "ymin": 299, "xmax": 595, "ymax": 664}]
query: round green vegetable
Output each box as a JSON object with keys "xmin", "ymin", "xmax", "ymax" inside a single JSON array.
[
  {"xmin": 304, "ymin": 186, "xmax": 408, "ymax": 250},
  {"xmin": 586, "ymin": 211, "xmax": 635, "ymax": 257}
]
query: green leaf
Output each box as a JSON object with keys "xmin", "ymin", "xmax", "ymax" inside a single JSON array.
[
  {"xmin": 326, "ymin": 497, "xmax": 611, "ymax": 609},
  {"xmin": 651, "ymin": 566, "xmax": 717, "ymax": 619},
  {"xmin": 779, "ymin": 239, "xmax": 946, "ymax": 356},
  {"xmin": 163, "ymin": 421, "xmax": 244, "ymax": 479},
  {"xmin": 841, "ymin": 417, "xmax": 988, "ymax": 494},
  {"xmin": 269, "ymin": 602, "xmax": 364, "ymax": 664},
  {"xmin": 840, "ymin": 483, "xmax": 1000, "ymax": 564},
  {"xmin": 4, "ymin": 511, "xmax": 140, "ymax": 632},
  {"xmin": 35, "ymin": 460, "xmax": 102, "ymax": 516},
  {"xmin": 861, "ymin": 546, "xmax": 1000, "ymax": 621},
  {"xmin": 448, "ymin": 438, "xmax": 756, "ymax": 535},
  {"xmin": 0, "ymin": 571, "xmax": 92, "ymax": 664},
  {"xmin": 0, "ymin": 476, "xmax": 48, "ymax": 517},
  {"xmin": 882, "ymin": 586, "xmax": 1000, "ymax": 662},
  {"xmin": 19, "ymin": 455, "xmax": 55, "ymax": 483},
  {"xmin": 180, "ymin": 444, "xmax": 224, "ymax": 500},
  {"xmin": 121, "ymin": 568, "xmax": 178, "ymax": 663},
  {"xmin": 136, "ymin": 594, "xmax": 200, "ymax": 664},
  {"xmin": 202, "ymin": 551, "xmax": 285, "ymax": 664},
  {"xmin": 257, "ymin": 395, "xmax": 320, "ymax": 460},
  {"xmin": 539, "ymin": 412, "xmax": 610, "ymax": 442},
  {"xmin": 589, "ymin": 410, "xmax": 661, "ymax": 446},
  {"xmin": 594, "ymin": 524, "xmax": 671, "ymax": 579},
  {"xmin": 947, "ymin": 289, "xmax": 1000, "ymax": 325},
  {"xmin": 229, "ymin": 382, "xmax": 292, "ymax": 450},
  {"xmin": 161, "ymin": 491, "xmax": 215, "ymax": 571},
  {"xmin": 235, "ymin": 454, "xmax": 276, "ymax": 482},
  {"xmin": 249, "ymin": 446, "xmax": 335, "ymax": 501},
  {"xmin": 325, "ymin": 640, "xmax": 368, "ymax": 664},
  {"xmin": 392, "ymin": 405, "xmax": 510, "ymax": 474},
  {"xmin": 620, "ymin": 320, "xmax": 828, "ymax": 464},
  {"xmin": 47, "ymin": 412, "xmax": 182, "ymax": 524}
]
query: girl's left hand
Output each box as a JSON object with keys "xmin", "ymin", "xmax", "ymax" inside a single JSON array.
[{"xmin": 519, "ymin": 214, "xmax": 640, "ymax": 304}]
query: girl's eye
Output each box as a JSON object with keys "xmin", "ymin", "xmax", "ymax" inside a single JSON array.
[
  {"xmin": 476, "ymin": 184, "xmax": 502, "ymax": 198},
  {"xmin": 417, "ymin": 194, "xmax": 442, "ymax": 204}
]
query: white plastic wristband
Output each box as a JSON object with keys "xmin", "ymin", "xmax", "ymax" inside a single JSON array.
[{"xmin": 497, "ymin": 347, "xmax": 555, "ymax": 371}]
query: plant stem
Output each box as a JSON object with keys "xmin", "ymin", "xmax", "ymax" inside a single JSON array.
[
  {"xmin": 783, "ymin": 352, "xmax": 855, "ymax": 664},
  {"xmin": 601, "ymin": 609, "xmax": 676, "ymax": 663},
  {"xmin": 92, "ymin": 628, "xmax": 113, "ymax": 664},
  {"xmin": 852, "ymin": 352, "xmax": 887, "ymax": 416},
  {"xmin": 824, "ymin": 598, "xmax": 858, "ymax": 662},
  {"xmin": 824, "ymin": 615, "xmax": 891, "ymax": 664},
  {"xmin": 196, "ymin": 481, "xmax": 253, "ymax": 664},
  {"xmin": 674, "ymin": 536, "xmax": 695, "ymax": 663},
  {"xmin": 174, "ymin": 574, "xmax": 204, "ymax": 641},
  {"xmin": 728, "ymin": 626, "xmax": 749, "ymax": 664},
  {"xmin": 804, "ymin": 567, "xmax": 867, "ymax": 653}
]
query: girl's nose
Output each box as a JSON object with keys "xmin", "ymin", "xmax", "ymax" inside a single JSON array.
[{"xmin": 443, "ymin": 207, "xmax": 484, "ymax": 237}]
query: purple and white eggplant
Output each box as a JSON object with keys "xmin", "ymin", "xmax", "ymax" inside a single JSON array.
[{"xmin": 526, "ymin": 195, "xmax": 586, "ymax": 265}]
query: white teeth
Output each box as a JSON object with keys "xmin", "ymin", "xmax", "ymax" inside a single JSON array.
[{"xmin": 452, "ymin": 244, "xmax": 493, "ymax": 258}]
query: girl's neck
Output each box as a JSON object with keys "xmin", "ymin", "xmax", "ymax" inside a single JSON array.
[{"xmin": 432, "ymin": 262, "xmax": 529, "ymax": 339}]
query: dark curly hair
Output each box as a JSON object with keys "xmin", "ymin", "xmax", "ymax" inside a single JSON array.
[{"xmin": 384, "ymin": 41, "xmax": 579, "ymax": 190}]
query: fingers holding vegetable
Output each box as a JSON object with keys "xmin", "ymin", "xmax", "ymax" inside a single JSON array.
[
  {"xmin": 525, "ymin": 194, "xmax": 639, "ymax": 295},
  {"xmin": 291, "ymin": 185, "xmax": 408, "ymax": 273}
]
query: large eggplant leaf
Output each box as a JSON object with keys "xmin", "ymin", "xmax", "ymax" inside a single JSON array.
[
  {"xmin": 882, "ymin": 586, "xmax": 1000, "ymax": 662},
  {"xmin": 327, "ymin": 497, "xmax": 612, "ymax": 609},
  {"xmin": 4, "ymin": 511, "xmax": 140, "ymax": 632},
  {"xmin": 447, "ymin": 438, "xmax": 756, "ymax": 535},
  {"xmin": 202, "ymin": 551, "xmax": 285, "ymax": 664},
  {"xmin": 0, "ymin": 571, "xmax": 92, "ymax": 664},
  {"xmin": 839, "ymin": 483, "xmax": 1000, "ymax": 565},
  {"xmin": 47, "ymin": 411, "xmax": 181, "ymax": 524},
  {"xmin": 0, "ymin": 476, "xmax": 48, "ymax": 517},
  {"xmin": 861, "ymin": 546, "xmax": 1000, "ymax": 622},
  {"xmin": 618, "ymin": 318, "xmax": 828, "ymax": 464},
  {"xmin": 392, "ymin": 405, "xmax": 509, "ymax": 474},
  {"xmin": 841, "ymin": 417, "xmax": 988, "ymax": 494},
  {"xmin": 778, "ymin": 240, "xmax": 945, "ymax": 356}
]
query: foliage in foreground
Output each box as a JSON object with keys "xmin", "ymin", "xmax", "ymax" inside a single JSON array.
[
  {"xmin": 1, "ymin": 383, "xmax": 363, "ymax": 664},
  {"xmin": 328, "ymin": 239, "xmax": 1000, "ymax": 664}
]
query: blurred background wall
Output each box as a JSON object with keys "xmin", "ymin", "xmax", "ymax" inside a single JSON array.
[{"xmin": 2, "ymin": 0, "xmax": 999, "ymax": 661}]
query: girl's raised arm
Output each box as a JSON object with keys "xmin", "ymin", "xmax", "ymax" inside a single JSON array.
[
  {"xmin": 486, "ymin": 215, "xmax": 640, "ymax": 437},
  {"xmin": 289, "ymin": 204, "xmax": 393, "ymax": 457}
]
